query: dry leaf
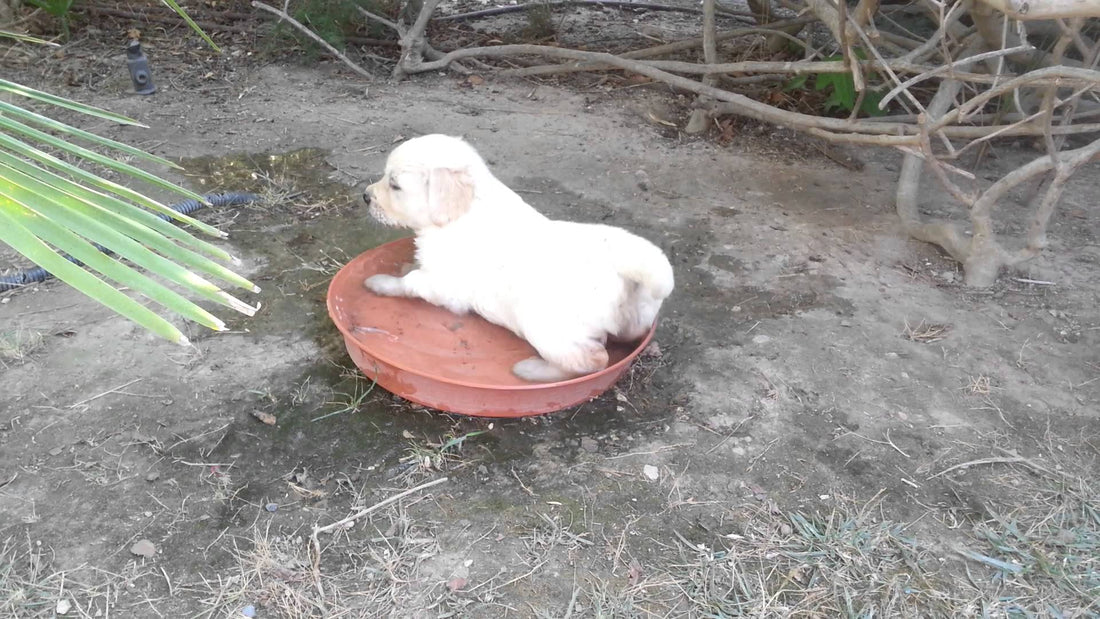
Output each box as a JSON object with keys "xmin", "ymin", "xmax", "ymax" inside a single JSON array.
[
  {"xmin": 467, "ymin": 75, "xmax": 485, "ymax": 86},
  {"xmin": 645, "ymin": 110, "xmax": 677, "ymax": 128},
  {"xmin": 447, "ymin": 576, "xmax": 467, "ymax": 592},
  {"xmin": 627, "ymin": 559, "xmax": 644, "ymax": 586},
  {"xmin": 251, "ymin": 410, "xmax": 276, "ymax": 425}
]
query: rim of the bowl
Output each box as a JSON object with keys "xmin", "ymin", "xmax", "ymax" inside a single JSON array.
[{"xmin": 326, "ymin": 245, "xmax": 657, "ymax": 392}]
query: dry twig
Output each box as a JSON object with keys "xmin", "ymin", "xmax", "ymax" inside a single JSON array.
[{"xmin": 252, "ymin": 0, "xmax": 375, "ymax": 81}]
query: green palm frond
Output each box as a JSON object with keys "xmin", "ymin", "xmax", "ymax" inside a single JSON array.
[{"xmin": 0, "ymin": 87, "xmax": 257, "ymax": 345}]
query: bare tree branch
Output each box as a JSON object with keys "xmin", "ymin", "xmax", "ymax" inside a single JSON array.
[
  {"xmin": 252, "ymin": 0, "xmax": 375, "ymax": 81},
  {"xmin": 382, "ymin": 0, "xmax": 1100, "ymax": 287}
]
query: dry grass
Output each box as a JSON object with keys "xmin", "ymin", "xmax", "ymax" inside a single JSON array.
[
  {"xmin": 966, "ymin": 374, "xmax": 993, "ymax": 395},
  {"xmin": 398, "ymin": 428, "xmax": 489, "ymax": 479},
  {"xmin": 183, "ymin": 495, "xmax": 444, "ymax": 618},
  {"xmin": 903, "ymin": 319, "xmax": 952, "ymax": 343},
  {"xmin": 630, "ymin": 498, "xmax": 958, "ymax": 616},
  {"xmin": 0, "ymin": 536, "xmax": 124, "ymax": 618},
  {"xmin": 958, "ymin": 473, "xmax": 1100, "ymax": 616},
  {"xmin": 562, "ymin": 474, "xmax": 1099, "ymax": 617},
  {"xmin": 0, "ymin": 328, "xmax": 44, "ymax": 366}
]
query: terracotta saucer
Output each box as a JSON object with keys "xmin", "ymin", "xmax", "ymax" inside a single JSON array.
[{"xmin": 326, "ymin": 237, "xmax": 656, "ymax": 417}]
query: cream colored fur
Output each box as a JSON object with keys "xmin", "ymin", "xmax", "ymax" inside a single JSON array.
[{"xmin": 363, "ymin": 134, "xmax": 674, "ymax": 383}]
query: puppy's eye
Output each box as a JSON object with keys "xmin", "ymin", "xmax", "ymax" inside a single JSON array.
[{"xmin": 388, "ymin": 179, "xmax": 400, "ymax": 191}]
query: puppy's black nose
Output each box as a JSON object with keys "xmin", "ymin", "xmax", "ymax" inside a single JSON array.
[{"xmin": 360, "ymin": 190, "xmax": 372, "ymax": 208}]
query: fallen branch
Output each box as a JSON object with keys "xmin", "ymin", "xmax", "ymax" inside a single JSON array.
[
  {"xmin": 405, "ymin": 41, "xmax": 1100, "ymax": 143},
  {"xmin": 437, "ymin": 0, "xmax": 752, "ymax": 22},
  {"xmin": 499, "ymin": 22, "xmax": 821, "ymax": 77},
  {"xmin": 313, "ymin": 476, "xmax": 449, "ymax": 536},
  {"xmin": 880, "ymin": 43, "xmax": 1036, "ymax": 109}
]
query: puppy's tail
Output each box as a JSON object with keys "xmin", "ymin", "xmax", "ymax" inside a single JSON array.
[{"xmin": 604, "ymin": 228, "xmax": 675, "ymax": 301}]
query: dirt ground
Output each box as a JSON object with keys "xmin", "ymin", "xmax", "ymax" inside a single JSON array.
[{"xmin": 1, "ymin": 5, "xmax": 1099, "ymax": 618}]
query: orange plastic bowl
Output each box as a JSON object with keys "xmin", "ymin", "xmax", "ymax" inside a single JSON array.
[{"xmin": 326, "ymin": 237, "xmax": 656, "ymax": 418}]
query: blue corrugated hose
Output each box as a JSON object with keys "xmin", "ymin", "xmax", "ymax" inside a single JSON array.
[{"xmin": 0, "ymin": 192, "xmax": 259, "ymax": 293}]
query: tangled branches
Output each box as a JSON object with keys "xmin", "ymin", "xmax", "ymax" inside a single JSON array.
[{"xmin": 262, "ymin": 0, "xmax": 1100, "ymax": 286}]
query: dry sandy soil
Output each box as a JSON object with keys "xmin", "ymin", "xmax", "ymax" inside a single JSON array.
[{"xmin": 1, "ymin": 5, "xmax": 1099, "ymax": 618}]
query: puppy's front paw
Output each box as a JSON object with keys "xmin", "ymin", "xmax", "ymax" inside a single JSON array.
[
  {"xmin": 513, "ymin": 357, "xmax": 576, "ymax": 383},
  {"xmin": 364, "ymin": 274, "xmax": 406, "ymax": 297}
]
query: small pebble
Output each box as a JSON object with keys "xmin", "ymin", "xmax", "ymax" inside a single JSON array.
[
  {"xmin": 643, "ymin": 465, "xmax": 660, "ymax": 481},
  {"xmin": 242, "ymin": 604, "xmax": 256, "ymax": 617},
  {"xmin": 751, "ymin": 334, "xmax": 771, "ymax": 345},
  {"xmin": 145, "ymin": 471, "xmax": 160, "ymax": 482},
  {"xmin": 56, "ymin": 599, "xmax": 71, "ymax": 615},
  {"xmin": 265, "ymin": 503, "xmax": 279, "ymax": 513}
]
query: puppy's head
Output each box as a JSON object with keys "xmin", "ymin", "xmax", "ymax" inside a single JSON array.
[{"xmin": 363, "ymin": 135, "xmax": 482, "ymax": 230}]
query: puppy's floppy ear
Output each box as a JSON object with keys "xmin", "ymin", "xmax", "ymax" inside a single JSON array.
[{"xmin": 427, "ymin": 167, "xmax": 474, "ymax": 226}]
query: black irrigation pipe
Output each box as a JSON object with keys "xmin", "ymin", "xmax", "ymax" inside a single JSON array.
[
  {"xmin": 0, "ymin": 192, "xmax": 259, "ymax": 294},
  {"xmin": 437, "ymin": 1, "xmax": 753, "ymax": 23}
]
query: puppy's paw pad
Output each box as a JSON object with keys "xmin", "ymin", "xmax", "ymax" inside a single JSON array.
[
  {"xmin": 513, "ymin": 357, "xmax": 574, "ymax": 383},
  {"xmin": 364, "ymin": 274, "xmax": 404, "ymax": 296}
]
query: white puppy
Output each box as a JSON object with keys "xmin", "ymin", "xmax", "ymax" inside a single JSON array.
[{"xmin": 362, "ymin": 134, "xmax": 674, "ymax": 383}]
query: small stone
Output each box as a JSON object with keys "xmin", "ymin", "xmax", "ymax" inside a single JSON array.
[
  {"xmin": 643, "ymin": 465, "xmax": 660, "ymax": 481},
  {"xmin": 751, "ymin": 334, "xmax": 771, "ymax": 345},
  {"xmin": 779, "ymin": 524, "xmax": 792, "ymax": 536},
  {"xmin": 130, "ymin": 539, "xmax": 156, "ymax": 558},
  {"xmin": 580, "ymin": 437, "xmax": 598, "ymax": 453},
  {"xmin": 241, "ymin": 604, "xmax": 256, "ymax": 617},
  {"xmin": 885, "ymin": 352, "xmax": 899, "ymax": 359},
  {"xmin": 56, "ymin": 599, "xmax": 72, "ymax": 615},
  {"xmin": 265, "ymin": 503, "xmax": 279, "ymax": 513},
  {"xmin": 145, "ymin": 471, "xmax": 160, "ymax": 482},
  {"xmin": 938, "ymin": 271, "xmax": 956, "ymax": 283},
  {"xmin": 839, "ymin": 320, "xmax": 853, "ymax": 328}
]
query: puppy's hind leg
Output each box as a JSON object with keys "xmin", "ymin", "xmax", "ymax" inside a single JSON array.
[{"xmin": 512, "ymin": 334, "xmax": 610, "ymax": 383}]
